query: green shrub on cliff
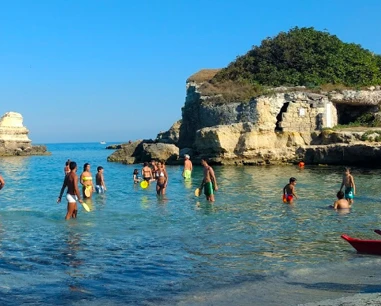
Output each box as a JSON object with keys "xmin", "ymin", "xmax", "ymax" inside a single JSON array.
[{"xmin": 213, "ymin": 27, "xmax": 381, "ymax": 87}]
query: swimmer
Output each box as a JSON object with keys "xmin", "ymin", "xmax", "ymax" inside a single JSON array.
[
  {"xmin": 57, "ymin": 161, "xmax": 83, "ymax": 220},
  {"xmin": 95, "ymin": 166, "xmax": 106, "ymax": 193},
  {"xmin": 80, "ymin": 163, "xmax": 94, "ymax": 199},
  {"xmin": 199, "ymin": 159, "xmax": 218, "ymax": 202},
  {"xmin": 283, "ymin": 177, "xmax": 298, "ymax": 204},
  {"xmin": 182, "ymin": 154, "xmax": 193, "ymax": 179},
  {"xmin": 333, "ymin": 191, "xmax": 350, "ymax": 209},
  {"xmin": 339, "ymin": 167, "xmax": 356, "ymax": 205}
]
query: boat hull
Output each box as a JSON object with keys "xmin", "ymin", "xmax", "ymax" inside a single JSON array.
[{"xmin": 341, "ymin": 234, "xmax": 381, "ymax": 255}]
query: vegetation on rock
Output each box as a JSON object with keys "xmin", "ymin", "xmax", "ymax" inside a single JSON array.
[{"xmin": 198, "ymin": 27, "xmax": 381, "ymax": 101}]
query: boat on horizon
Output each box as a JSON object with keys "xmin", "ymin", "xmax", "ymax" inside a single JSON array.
[{"xmin": 100, "ymin": 141, "xmax": 106, "ymax": 144}]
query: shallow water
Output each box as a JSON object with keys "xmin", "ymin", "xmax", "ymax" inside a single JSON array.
[{"xmin": 1, "ymin": 143, "xmax": 381, "ymax": 305}]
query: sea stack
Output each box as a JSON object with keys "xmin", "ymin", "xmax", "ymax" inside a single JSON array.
[{"xmin": 0, "ymin": 111, "xmax": 49, "ymax": 156}]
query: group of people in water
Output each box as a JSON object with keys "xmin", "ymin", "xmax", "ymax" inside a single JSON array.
[
  {"xmin": 55, "ymin": 155, "xmax": 219, "ymax": 220},
  {"xmin": 0, "ymin": 155, "xmax": 357, "ymax": 219},
  {"xmin": 132, "ymin": 155, "xmax": 218, "ymax": 202},
  {"xmin": 57, "ymin": 160, "xmax": 107, "ymax": 220},
  {"xmin": 282, "ymin": 167, "xmax": 356, "ymax": 211}
]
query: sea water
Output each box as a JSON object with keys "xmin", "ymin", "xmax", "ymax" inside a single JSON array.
[{"xmin": 1, "ymin": 143, "xmax": 381, "ymax": 305}]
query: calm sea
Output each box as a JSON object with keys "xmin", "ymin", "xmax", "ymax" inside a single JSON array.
[{"xmin": 1, "ymin": 142, "xmax": 381, "ymax": 305}]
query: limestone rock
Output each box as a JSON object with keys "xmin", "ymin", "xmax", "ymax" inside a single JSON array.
[
  {"xmin": 107, "ymin": 139, "xmax": 153, "ymax": 163},
  {"xmin": 106, "ymin": 144, "xmax": 122, "ymax": 150},
  {"xmin": 298, "ymin": 143, "xmax": 381, "ymax": 165},
  {"xmin": 320, "ymin": 130, "xmax": 363, "ymax": 144},
  {"xmin": 107, "ymin": 140, "xmax": 179, "ymax": 164},
  {"xmin": 179, "ymin": 82, "xmax": 338, "ymax": 148},
  {"xmin": 194, "ymin": 123, "xmax": 311, "ymax": 165},
  {"xmin": 0, "ymin": 111, "xmax": 49, "ymax": 156},
  {"xmin": 330, "ymin": 90, "xmax": 381, "ymax": 105},
  {"xmin": 0, "ymin": 112, "xmax": 31, "ymax": 145},
  {"xmin": 156, "ymin": 120, "xmax": 181, "ymax": 145},
  {"xmin": 141, "ymin": 143, "xmax": 179, "ymax": 162}
]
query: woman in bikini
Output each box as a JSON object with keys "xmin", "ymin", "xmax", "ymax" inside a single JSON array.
[
  {"xmin": 156, "ymin": 161, "xmax": 168, "ymax": 196},
  {"xmin": 141, "ymin": 162, "xmax": 153, "ymax": 182},
  {"xmin": 80, "ymin": 163, "xmax": 94, "ymax": 199}
]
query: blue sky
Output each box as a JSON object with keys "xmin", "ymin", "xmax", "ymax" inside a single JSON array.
[{"xmin": 1, "ymin": 0, "xmax": 380, "ymax": 144}]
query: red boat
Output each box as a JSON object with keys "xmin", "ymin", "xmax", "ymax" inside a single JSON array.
[{"xmin": 341, "ymin": 233, "xmax": 381, "ymax": 255}]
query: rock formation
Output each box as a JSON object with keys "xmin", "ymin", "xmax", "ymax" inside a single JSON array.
[
  {"xmin": 107, "ymin": 140, "xmax": 179, "ymax": 164},
  {"xmin": 107, "ymin": 70, "xmax": 381, "ymax": 166},
  {"xmin": 0, "ymin": 112, "xmax": 49, "ymax": 156}
]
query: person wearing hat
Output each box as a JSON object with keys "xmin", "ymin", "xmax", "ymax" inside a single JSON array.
[{"xmin": 182, "ymin": 154, "xmax": 193, "ymax": 180}]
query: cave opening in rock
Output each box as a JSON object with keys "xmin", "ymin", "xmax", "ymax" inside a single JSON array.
[
  {"xmin": 275, "ymin": 102, "xmax": 290, "ymax": 131},
  {"xmin": 335, "ymin": 104, "xmax": 378, "ymax": 125}
]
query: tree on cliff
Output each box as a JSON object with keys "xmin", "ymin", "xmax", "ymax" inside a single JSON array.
[{"xmin": 213, "ymin": 27, "xmax": 381, "ymax": 87}]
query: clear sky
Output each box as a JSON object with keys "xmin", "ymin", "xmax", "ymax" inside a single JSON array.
[{"xmin": 1, "ymin": 0, "xmax": 380, "ymax": 144}]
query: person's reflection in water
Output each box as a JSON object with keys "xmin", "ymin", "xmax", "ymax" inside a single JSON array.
[
  {"xmin": 94, "ymin": 192, "xmax": 106, "ymax": 208},
  {"xmin": 63, "ymin": 230, "xmax": 83, "ymax": 270},
  {"xmin": 63, "ymin": 227, "xmax": 91, "ymax": 294},
  {"xmin": 141, "ymin": 195, "xmax": 149, "ymax": 209},
  {"xmin": 184, "ymin": 179, "xmax": 192, "ymax": 190},
  {"xmin": 157, "ymin": 194, "xmax": 168, "ymax": 205}
]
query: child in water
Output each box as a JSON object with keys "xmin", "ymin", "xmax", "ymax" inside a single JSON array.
[
  {"xmin": 339, "ymin": 167, "xmax": 356, "ymax": 205},
  {"xmin": 283, "ymin": 177, "xmax": 298, "ymax": 204},
  {"xmin": 133, "ymin": 169, "xmax": 140, "ymax": 183}
]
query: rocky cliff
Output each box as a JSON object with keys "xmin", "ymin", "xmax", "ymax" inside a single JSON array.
[
  {"xmin": 107, "ymin": 72, "xmax": 381, "ymax": 166},
  {"xmin": 0, "ymin": 112, "xmax": 49, "ymax": 156}
]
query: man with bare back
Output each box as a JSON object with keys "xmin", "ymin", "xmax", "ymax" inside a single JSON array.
[
  {"xmin": 199, "ymin": 159, "xmax": 218, "ymax": 202},
  {"xmin": 339, "ymin": 167, "xmax": 356, "ymax": 205},
  {"xmin": 57, "ymin": 161, "xmax": 83, "ymax": 220}
]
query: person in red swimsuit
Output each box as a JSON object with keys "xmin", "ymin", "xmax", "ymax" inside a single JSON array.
[{"xmin": 283, "ymin": 177, "xmax": 298, "ymax": 204}]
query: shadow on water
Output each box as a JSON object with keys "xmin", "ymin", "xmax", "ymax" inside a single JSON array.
[{"xmin": 287, "ymin": 281, "xmax": 381, "ymax": 294}]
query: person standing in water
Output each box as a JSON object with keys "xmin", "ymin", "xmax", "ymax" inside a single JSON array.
[
  {"xmin": 80, "ymin": 163, "xmax": 94, "ymax": 199},
  {"xmin": 182, "ymin": 154, "xmax": 193, "ymax": 179},
  {"xmin": 156, "ymin": 161, "xmax": 168, "ymax": 196},
  {"xmin": 95, "ymin": 166, "xmax": 106, "ymax": 194},
  {"xmin": 57, "ymin": 161, "xmax": 83, "ymax": 220},
  {"xmin": 339, "ymin": 167, "xmax": 356, "ymax": 205},
  {"xmin": 199, "ymin": 159, "xmax": 218, "ymax": 202},
  {"xmin": 133, "ymin": 169, "xmax": 140, "ymax": 183},
  {"xmin": 141, "ymin": 162, "xmax": 153, "ymax": 182},
  {"xmin": 283, "ymin": 177, "xmax": 298, "ymax": 204},
  {"xmin": 64, "ymin": 159, "xmax": 71, "ymax": 175},
  {"xmin": 0, "ymin": 173, "xmax": 5, "ymax": 191},
  {"xmin": 150, "ymin": 160, "xmax": 158, "ymax": 180}
]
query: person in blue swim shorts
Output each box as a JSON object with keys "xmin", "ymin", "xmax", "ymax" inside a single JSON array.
[
  {"xmin": 95, "ymin": 166, "xmax": 107, "ymax": 193},
  {"xmin": 339, "ymin": 167, "xmax": 356, "ymax": 205}
]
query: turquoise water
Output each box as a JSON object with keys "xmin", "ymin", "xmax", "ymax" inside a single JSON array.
[{"xmin": 1, "ymin": 143, "xmax": 381, "ymax": 305}]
